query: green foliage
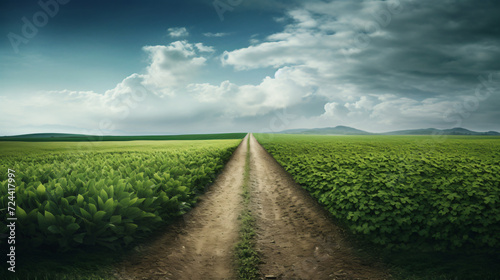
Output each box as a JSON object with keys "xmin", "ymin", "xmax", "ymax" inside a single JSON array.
[
  {"xmin": 235, "ymin": 212, "xmax": 260, "ymax": 280},
  {"xmin": 255, "ymin": 134, "xmax": 500, "ymax": 251},
  {"xmin": 235, "ymin": 136, "xmax": 260, "ymax": 280},
  {"xmin": 0, "ymin": 140, "xmax": 240, "ymax": 251}
]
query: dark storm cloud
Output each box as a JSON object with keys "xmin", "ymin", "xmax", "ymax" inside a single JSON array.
[
  {"xmin": 222, "ymin": 0, "xmax": 500, "ymax": 131},
  {"xmin": 346, "ymin": 0, "xmax": 500, "ymax": 96}
]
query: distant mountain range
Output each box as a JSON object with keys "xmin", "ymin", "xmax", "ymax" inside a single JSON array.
[
  {"xmin": 279, "ymin": 126, "xmax": 500, "ymax": 136},
  {"xmin": 1, "ymin": 127, "xmax": 499, "ymax": 139}
]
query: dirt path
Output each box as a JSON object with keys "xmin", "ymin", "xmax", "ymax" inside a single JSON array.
[
  {"xmin": 115, "ymin": 134, "xmax": 391, "ymax": 279},
  {"xmin": 249, "ymin": 134, "xmax": 391, "ymax": 280},
  {"xmin": 115, "ymin": 135, "xmax": 248, "ymax": 280}
]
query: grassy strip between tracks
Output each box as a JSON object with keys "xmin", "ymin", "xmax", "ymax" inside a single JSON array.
[{"xmin": 235, "ymin": 135, "xmax": 260, "ymax": 279}]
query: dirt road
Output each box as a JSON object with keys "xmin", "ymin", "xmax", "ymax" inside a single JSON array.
[
  {"xmin": 248, "ymin": 134, "xmax": 390, "ymax": 280},
  {"xmin": 115, "ymin": 135, "xmax": 248, "ymax": 280},
  {"xmin": 115, "ymin": 134, "xmax": 391, "ymax": 279}
]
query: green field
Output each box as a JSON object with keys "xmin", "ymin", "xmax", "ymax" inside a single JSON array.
[
  {"xmin": 0, "ymin": 139, "xmax": 242, "ymax": 250},
  {"xmin": 0, "ymin": 139, "xmax": 242, "ymax": 279},
  {"xmin": 255, "ymin": 134, "xmax": 500, "ymax": 251},
  {"xmin": 2, "ymin": 134, "xmax": 499, "ymax": 279},
  {"xmin": 255, "ymin": 134, "xmax": 500, "ymax": 279}
]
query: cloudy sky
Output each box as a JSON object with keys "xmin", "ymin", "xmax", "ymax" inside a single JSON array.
[{"xmin": 1, "ymin": 0, "xmax": 499, "ymax": 136}]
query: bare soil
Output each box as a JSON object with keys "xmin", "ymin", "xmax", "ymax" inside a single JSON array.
[
  {"xmin": 114, "ymin": 134, "xmax": 392, "ymax": 279},
  {"xmin": 248, "ymin": 134, "xmax": 391, "ymax": 280}
]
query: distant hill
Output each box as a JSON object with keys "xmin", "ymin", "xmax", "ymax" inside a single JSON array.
[
  {"xmin": 280, "ymin": 126, "xmax": 372, "ymax": 135},
  {"xmin": 279, "ymin": 126, "xmax": 500, "ymax": 136},
  {"xmin": 4, "ymin": 133, "xmax": 89, "ymax": 138},
  {"xmin": 381, "ymin": 128, "xmax": 440, "ymax": 135},
  {"xmin": 384, "ymin": 127, "xmax": 500, "ymax": 136}
]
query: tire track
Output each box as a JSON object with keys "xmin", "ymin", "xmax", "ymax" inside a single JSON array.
[
  {"xmin": 115, "ymin": 135, "xmax": 248, "ymax": 280},
  {"xmin": 249, "ymin": 134, "xmax": 391, "ymax": 280},
  {"xmin": 114, "ymin": 133, "xmax": 391, "ymax": 280}
]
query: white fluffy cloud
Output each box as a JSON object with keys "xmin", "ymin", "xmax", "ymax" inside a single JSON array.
[
  {"xmin": 0, "ymin": 38, "xmax": 320, "ymax": 134},
  {"xmin": 2, "ymin": 1, "xmax": 499, "ymax": 136},
  {"xmin": 203, "ymin": 32, "xmax": 230, "ymax": 37},
  {"xmin": 141, "ymin": 41, "xmax": 207, "ymax": 94},
  {"xmin": 187, "ymin": 65, "xmax": 317, "ymax": 117},
  {"xmin": 167, "ymin": 27, "xmax": 189, "ymax": 37},
  {"xmin": 195, "ymin": 43, "xmax": 215, "ymax": 53},
  {"xmin": 319, "ymin": 95, "xmax": 461, "ymax": 131}
]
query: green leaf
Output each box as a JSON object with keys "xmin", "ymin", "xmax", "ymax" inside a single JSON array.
[
  {"xmin": 98, "ymin": 196, "xmax": 104, "ymax": 210},
  {"xmin": 37, "ymin": 212, "xmax": 47, "ymax": 228},
  {"xmin": 77, "ymin": 194, "xmax": 84, "ymax": 205},
  {"xmin": 110, "ymin": 215, "xmax": 122, "ymax": 224},
  {"xmin": 93, "ymin": 211, "xmax": 107, "ymax": 222},
  {"xmin": 55, "ymin": 185, "xmax": 64, "ymax": 197},
  {"xmin": 88, "ymin": 203, "xmax": 97, "ymax": 215},
  {"xmin": 100, "ymin": 189, "xmax": 108, "ymax": 201},
  {"xmin": 44, "ymin": 211, "xmax": 56, "ymax": 224},
  {"xmin": 129, "ymin": 197, "xmax": 138, "ymax": 206},
  {"xmin": 16, "ymin": 206, "xmax": 27, "ymax": 220},
  {"xmin": 125, "ymin": 223, "xmax": 138, "ymax": 232},
  {"xmin": 60, "ymin": 197, "xmax": 70, "ymax": 208},
  {"xmin": 73, "ymin": 233, "xmax": 85, "ymax": 243},
  {"xmin": 80, "ymin": 208, "xmax": 92, "ymax": 220},
  {"xmin": 119, "ymin": 198, "xmax": 130, "ymax": 207},
  {"xmin": 111, "ymin": 225, "xmax": 124, "ymax": 234},
  {"xmin": 66, "ymin": 223, "xmax": 80, "ymax": 232},
  {"xmin": 37, "ymin": 184, "xmax": 46, "ymax": 196},
  {"xmin": 108, "ymin": 185, "xmax": 114, "ymax": 198},
  {"xmin": 103, "ymin": 198, "xmax": 114, "ymax": 214},
  {"xmin": 48, "ymin": 225, "xmax": 60, "ymax": 234}
]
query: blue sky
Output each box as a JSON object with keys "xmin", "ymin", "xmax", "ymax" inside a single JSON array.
[
  {"xmin": 1, "ymin": 0, "xmax": 499, "ymax": 135},
  {"xmin": 0, "ymin": 0, "xmax": 283, "ymax": 93}
]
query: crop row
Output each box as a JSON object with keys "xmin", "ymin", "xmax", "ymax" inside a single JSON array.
[
  {"xmin": 255, "ymin": 134, "xmax": 500, "ymax": 251},
  {"xmin": 0, "ymin": 140, "xmax": 240, "ymax": 251}
]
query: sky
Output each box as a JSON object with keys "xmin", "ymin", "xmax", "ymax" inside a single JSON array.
[{"xmin": 0, "ymin": 0, "xmax": 499, "ymax": 136}]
